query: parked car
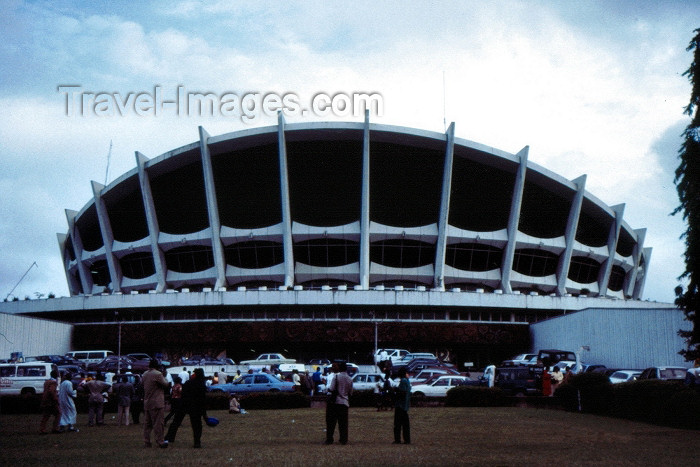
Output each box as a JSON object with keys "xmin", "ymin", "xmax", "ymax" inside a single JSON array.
[
  {"xmin": 240, "ymin": 353, "xmax": 296, "ymax": 365},
  {"xmin": 410, "ymin": 375, "xmax": 469, "ymax": 398},
  {"xmin": 393, "ymin": 358, "xmax": 456, "ymax": 377},
  {"xmin": 307, "ymin": 358, "xmax": 331, "ymax": 367},
  {"xmin": 537, "ymin": 349, "xmax": 577, "ymax": 370},
  {"xmin": 590, "ymin": 367, "xmax": 620, "ymax": 377},
  {"xmin": 0, "ymin": 361, "xmax": 56, "ymax": 395},
  {"xmin": 180, "ymin": 355, "xmax": 204, "ymax": 365},
  {"xmin": 127, "ymin": 353, "xmax": 152, "ymax": 361},
  {"xmin": 199, "ymin": 357, "xmax": 230, "ymax": 366},
  {"xmin": 27, "ymin": 354, "xmax": 84, "ymax": 367},
  {"xmin": 88, "ymin": 355, "xmax": 149, "ymax": 373},
  {"xmin": 66, "ymin": 350, "xmax": 114, "ymax": 366},
  {"xmin": 609, "ymin": 370, "xmax": 642, "ymax": 384},
  {"xmin": 409, "ymin": 368, "xmax": 453, "ymax": 385},
  {"xmin": 374, "ymin": 349, "xmax": 409, "ymax": 366},
  {"xmin": 352, "ymin": 372, "xmax": 385, "ymax": 391},
  {"xmin": 397, "ymin": 352, "xmax": 438, "ymax": 364},
  {"xmin": 323, "ymin": 363, "xmax": 359, "ymax": 377},
  {"xmin": 112, "ymin": 372, "xmax": 142, "ymax": 387},
  {"xmin": 57, "ymin": 364, "xmax": 84, "ymax": 376},
  {"xmin": 494, "ymin": 366, "xmax": 539, "ymax": 396},
  {"xmin": 501, "ymin": 353, "xmax": 537, "ymax": 366},
  {"xmin": 208, "ymin": 372, "xmax": 295, "ymax": 394},
  {"xmin": 637, "ymin": 367, "xmax": 688, "ymax": 381},
  {"xmin": 58, "ymin": 366, "xmax": 90, "ymax": 389},
  {"xmin": 581, "ymin": 364, "xmax": 607, "ymax": 373}
]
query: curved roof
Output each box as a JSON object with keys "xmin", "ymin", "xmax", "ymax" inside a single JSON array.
[{"xmin": 59, "ymin": 117, "xmax": 650, "ymax": 300}]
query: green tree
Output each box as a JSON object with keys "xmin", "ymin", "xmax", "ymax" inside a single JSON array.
[{"xmin": 675, "ymin": 28, "xmax": 700, "ymax": 362}]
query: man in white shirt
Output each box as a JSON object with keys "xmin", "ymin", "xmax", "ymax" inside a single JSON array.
[
  {"xmin": 178, "ymin": 367, "xmax": 190, "ymax": 385},
  {"xmin": 325, "ymin": 362, "xmax": 353, "ymax": 445}
]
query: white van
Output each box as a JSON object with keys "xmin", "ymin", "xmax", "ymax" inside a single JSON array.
[
  {"xmin": 0, "ymin": 362, "xmax": 55, "ymax": 395},
  {"xmin": 66, "ymin": 350, "xmax": 114, "ymax": 366}
]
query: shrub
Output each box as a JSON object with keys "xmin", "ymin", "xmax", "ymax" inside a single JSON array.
[
  {"xmin": 555, "ymin": 372, "xmax": 613, "ymax": 414},
  {"xmin": 611, "ymin": 380, "xmax": 698, "ymax": 427},
  {"xmin": 206, "ymin": 391, "xmax": 231, "ymax": 410},
  {"xmin": 239, "ymin": 391, "xmax": 311, "ymax": 410},
  {"xmin": 666, "ymin": 388, "xmax": 700, "ymax": 429},
  {"xmin": 350, "ymin": 390, "xmax": 380, "ymax": 408},
  {"xmin": 445, "ymin": 386, "xmax": 507, "ymax": 407},
  {"xmin": 0, "ymin": 395, "xmax": 41, "ymax": 414}
]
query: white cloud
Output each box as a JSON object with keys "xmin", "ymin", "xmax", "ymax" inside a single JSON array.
[{"xmin": 1, "ymin": 1, "xmax": 697, "ymax": 302}]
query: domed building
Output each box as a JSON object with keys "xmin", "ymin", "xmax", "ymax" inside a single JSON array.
[{"xmin": 12, "ymin": 114, "xmax": 667, "ymax": 366}]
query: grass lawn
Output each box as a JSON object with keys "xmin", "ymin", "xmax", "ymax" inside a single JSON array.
[{"xmin": 2, "ymin": 406, "xmax": 699, "ymax": 466}]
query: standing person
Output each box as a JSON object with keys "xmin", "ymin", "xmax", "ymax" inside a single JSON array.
[
  {"xmin": 542, "ymin": 368, "xmax": 552, "ymax": 397},
  {"xmin": 393, "ymin": 367, "xmax": 411, "ymax": 444},
  {"xmin": 165, "ymin": 368, "xmax": 209, "ymax": 448},
  {"xmin": 484, "ymin": 364, "xmax": 496, "ymax": 388},
  {"xmin": 303, "ymin": 369, "xmax": 314, "ymax": 396},
  {"xmin": 58, "ymin": 372, "xmax": 78, "ymax": 432},
  {"xmin": 312, "ymin": 366, "xmax": 323, "ymax": 394},
  {"xmin": 292, "ymin": 369, "xmax": 301, "ymax": 391},
  {"xmin": 131, "ymin": 378, "xmax": 144, "ymax": 424},
  {"xmin": 325, "ymin": 362, "xmax": 353, "ymax": 445},
  {"xmin": 218, "ymin": 367, "xmax": 228, "ymax": 385},
  {"xmin": 179, "ymin": 367, "xmax": 190, "ymax": 384},
  {"xmin": 164, "ymin": 376, "xmax": 183, "ymax": 424},
  {"xmin": 142, "ymin": 359, "xmax": 170, "ymax": 448},
  {"xmin": 382, "ymin": 368, "xmax": 394, "ymax": 410},
  {"xmin": 374, "ymin": 377, "xmax": 384, "ymax": 411},
  {"xmin": 39, "ymin": 370, "xmax": 61, "ymax": 434},
  {"xmin": 113, "ymin": 375, "xmax": 134, "ymax": 426},
  {"xmin": 324, "ymin": 363, "xmax": 338, "ymax": 444},
  {"xmin": 86, "ymin": 373, "xmax": 110, "ymax": 427},
  {"xmin": 551, "ymin": 366, "xmax": 564, "ymax": 393}
]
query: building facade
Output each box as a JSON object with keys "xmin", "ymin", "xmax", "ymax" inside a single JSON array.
[
  {"xmin": 59, "ymin": 114, "xmax": 650, "ymax": 299},
  {"xmin": 2, "ymin": 114, "xmax": 669, "ymax": 367}
]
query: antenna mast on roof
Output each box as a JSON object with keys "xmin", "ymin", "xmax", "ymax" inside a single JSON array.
[
  {"xmin": 4, "ymin": 262, "xmax": 37, "ymax": 301},
  {"xmin": 104, "ymin": 140, "xmax": 113, "ymax": 185},
  {"xmin": 442, "ymin": 71, "xmax": 447, "ymax": 132}
]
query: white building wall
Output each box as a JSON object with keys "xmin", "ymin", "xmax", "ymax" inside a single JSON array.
[
  {"xmin": 0, "ymin": 312, "xmax": 73, "ymax": 359},
  {"xmin": 530, "ymin": 307, "xmax": 692, "ymax": 369}
]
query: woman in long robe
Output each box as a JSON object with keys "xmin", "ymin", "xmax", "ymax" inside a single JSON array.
[{"xmin": 58, "ymin": 372, "xmax": 78, "ymax": 432}]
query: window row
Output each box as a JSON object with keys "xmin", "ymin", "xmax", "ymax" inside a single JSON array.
[{"xmin": 87, "ymin": 244, "xmax": 627, "ymax": 292}]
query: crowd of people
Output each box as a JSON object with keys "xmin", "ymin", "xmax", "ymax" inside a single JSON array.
[
  {"xmin": 39, "ymin": 359, "xmax": 415, "ymax": 447},
  {"xmin": 39, "ymin": 359, "xmax": 212, "ymax": 448}
]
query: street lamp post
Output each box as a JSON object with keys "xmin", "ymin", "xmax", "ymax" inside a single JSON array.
[
  {"xmin": 116, "ymin": 312, "xmax": 122, "ymax": 375},
  {"xmin": 370, "ymin": 311, "xmax": 378, "ymax": 371}
]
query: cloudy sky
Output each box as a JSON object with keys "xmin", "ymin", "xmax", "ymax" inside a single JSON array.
[{"xmin": 0, "ymin": 1, "xmax": 697, "ymax": 303}]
